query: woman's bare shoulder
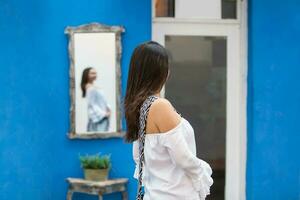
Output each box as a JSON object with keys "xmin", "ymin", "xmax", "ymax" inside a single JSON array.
[{"xmin": 149, "ymin": 97, "xmax": 181, "ymax": 134}]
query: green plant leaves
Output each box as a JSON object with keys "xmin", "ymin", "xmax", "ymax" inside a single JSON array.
[{"xmin": 79, "ymin": 152, "xmax": 112, "ymax": 169}]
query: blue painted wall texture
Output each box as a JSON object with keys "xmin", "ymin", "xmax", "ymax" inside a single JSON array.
[
  {"xmin": 1, "ymin": 0, "xmax": 300, "ymax": 199},
  {"xmin": 0, "ymin": 0, "xmax": 151, "ymax": 199},
  {"xmin": 247, "ymin": 0, "xmax": 300, "ymax": 199}
]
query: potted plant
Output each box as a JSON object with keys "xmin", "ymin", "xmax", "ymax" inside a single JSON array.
[{"xmin": 79, "ymin": 152, "xmax": 112, "ymax": 181}]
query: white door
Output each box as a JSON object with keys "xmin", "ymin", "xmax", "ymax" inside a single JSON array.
[{"xmin": 152, "ymin": 1, "xmax": 247, "ymax": 199}]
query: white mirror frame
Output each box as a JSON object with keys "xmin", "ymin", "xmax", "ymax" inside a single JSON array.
[{"xmin": 65, "ymin": 22, "xmax": 125, "ymax": 139}]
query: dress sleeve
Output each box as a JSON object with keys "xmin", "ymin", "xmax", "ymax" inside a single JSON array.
[
  {"xmin": 159, "ymin": 122, "xmax": 213, "ymax": 199},
  {"xmin": 86, "ymin": 88, "xmax": 107, "ymax": 123},
  {"xmin": 98, "ymin": 89, "xmax": 110, "ymax": 108},
  {"xmin": 132, "ymin": 140, "xmax": 139, "ymax": 180},
  {"xmin": 132, "ymin": 140, "xmax": 145, "ymax": 186}
]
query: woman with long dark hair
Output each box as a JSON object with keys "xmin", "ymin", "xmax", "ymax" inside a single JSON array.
[
  {"xmin": 81, "ymin": 67, "xmax": 111, "ymax": 132},
  {"xmin": 124, "ymin": 41, "xmax": 213, "ymax": 200}
]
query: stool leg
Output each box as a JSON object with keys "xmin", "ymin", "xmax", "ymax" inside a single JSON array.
[
  {"xmin": 66, "ymin": 189, "xmax": 73, "ymax": 200},
  {"xmin": 121, "ymin": 191, "xmax": 128, "ymax": 200}
]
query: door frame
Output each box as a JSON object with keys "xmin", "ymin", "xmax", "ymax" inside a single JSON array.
[{"xmin": 152, "ymin": 1, "xmax": 248, "ymax": 200}]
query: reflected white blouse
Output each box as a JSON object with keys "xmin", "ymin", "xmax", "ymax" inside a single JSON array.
[
  {"xmin": 133, "ymin": 116, "xmax": 213, "ymax": 200},
  {"xmin": 86, "ymin": 86, "xmax": 110, "ymax": 123}
]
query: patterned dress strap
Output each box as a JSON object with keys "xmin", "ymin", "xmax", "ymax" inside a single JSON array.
[{"xmin": 136, "ymin": 95, "xmax": 159, "ymax": 200}]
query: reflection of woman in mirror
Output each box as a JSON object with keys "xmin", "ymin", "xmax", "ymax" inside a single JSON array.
[{"xmin": 81, "ymin": 67, "xmax": 111, "ymax": 132}]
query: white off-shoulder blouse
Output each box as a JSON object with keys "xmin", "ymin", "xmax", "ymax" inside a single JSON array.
[
  {"xmin": 86, "ymin": 86, "xmax": 110, "ymax": 123},
  {"xmin": 133, "ymin": 116, "xmax": 213, "ymax": 200}
]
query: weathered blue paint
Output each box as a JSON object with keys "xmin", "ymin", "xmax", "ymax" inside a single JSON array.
[
  {"xmin": 0, "ymin": 0, "xmax": 151, "ymax": 199},
  {"xmin": 247, "ymin": 0, "xmax": 300, "ymax": 199}
]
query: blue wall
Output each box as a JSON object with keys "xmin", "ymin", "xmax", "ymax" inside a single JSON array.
[
  {"xmin": 0, "ymin": 0, "xmax": 151, "ymax": 199},
  {"xmin": 2, "ymin": 0, "xmax": 300, "ymax": 199},
  {"xmin": 247, "ymin": 0, "xmax": 300, "ymax": 199}
]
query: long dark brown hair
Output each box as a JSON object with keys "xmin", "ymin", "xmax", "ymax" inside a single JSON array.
[
  {"xmin": 124, "ymin": 41, "xmax": 170, "ymax": 143},
  {"xmin": 81, "ymin": 67, "xmax": 93, "ymax": 98}
]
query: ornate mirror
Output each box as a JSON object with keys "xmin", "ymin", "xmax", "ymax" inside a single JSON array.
[{"xmin": 65, "ymin": 23, "xmax": 125, "ymax": 139}]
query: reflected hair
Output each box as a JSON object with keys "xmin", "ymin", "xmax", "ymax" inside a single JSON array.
[
  {"xmin": 81, "ymin": 67, "xmax": 93, "ymax": 98},
  {"xmin": 124, "ymin": 41, "xmax": 170, "ymax": 143}
]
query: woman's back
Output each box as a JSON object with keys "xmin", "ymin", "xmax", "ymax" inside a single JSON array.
[{"xmin": 133, "ymin": 96, "xmax": 213, "ymax": 200}]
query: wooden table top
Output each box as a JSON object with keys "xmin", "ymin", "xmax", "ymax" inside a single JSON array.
[{"xmin": 66, "ymin": 177, "xmax": 128, "ymax": 187}]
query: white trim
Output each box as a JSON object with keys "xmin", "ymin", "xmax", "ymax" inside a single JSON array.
[
  {"xmin": 152, "ymin": 0, "xmax": 242, "ymax": 21},
  {"xmin": 237, "ymin": 0, "xmax": 248, "ymax": 200},
  {"xmin": 151, "ymin": 0, "xmax": 155, "ymax": 20},
  {"xmin": 152, "ymin": 1, "xmax": 248, "ymax": 200},
  {"xmin": 237, "ymin": 0, "xmax": 241, "ymax": 21},
  {"xmin": 152, "ymin": 18, "xmax": 240, "ymax": 25}
]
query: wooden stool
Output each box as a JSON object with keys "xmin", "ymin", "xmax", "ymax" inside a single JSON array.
[{"xmin": 66, "ymin": 178, "xmax": 128, "ymax": 200}]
